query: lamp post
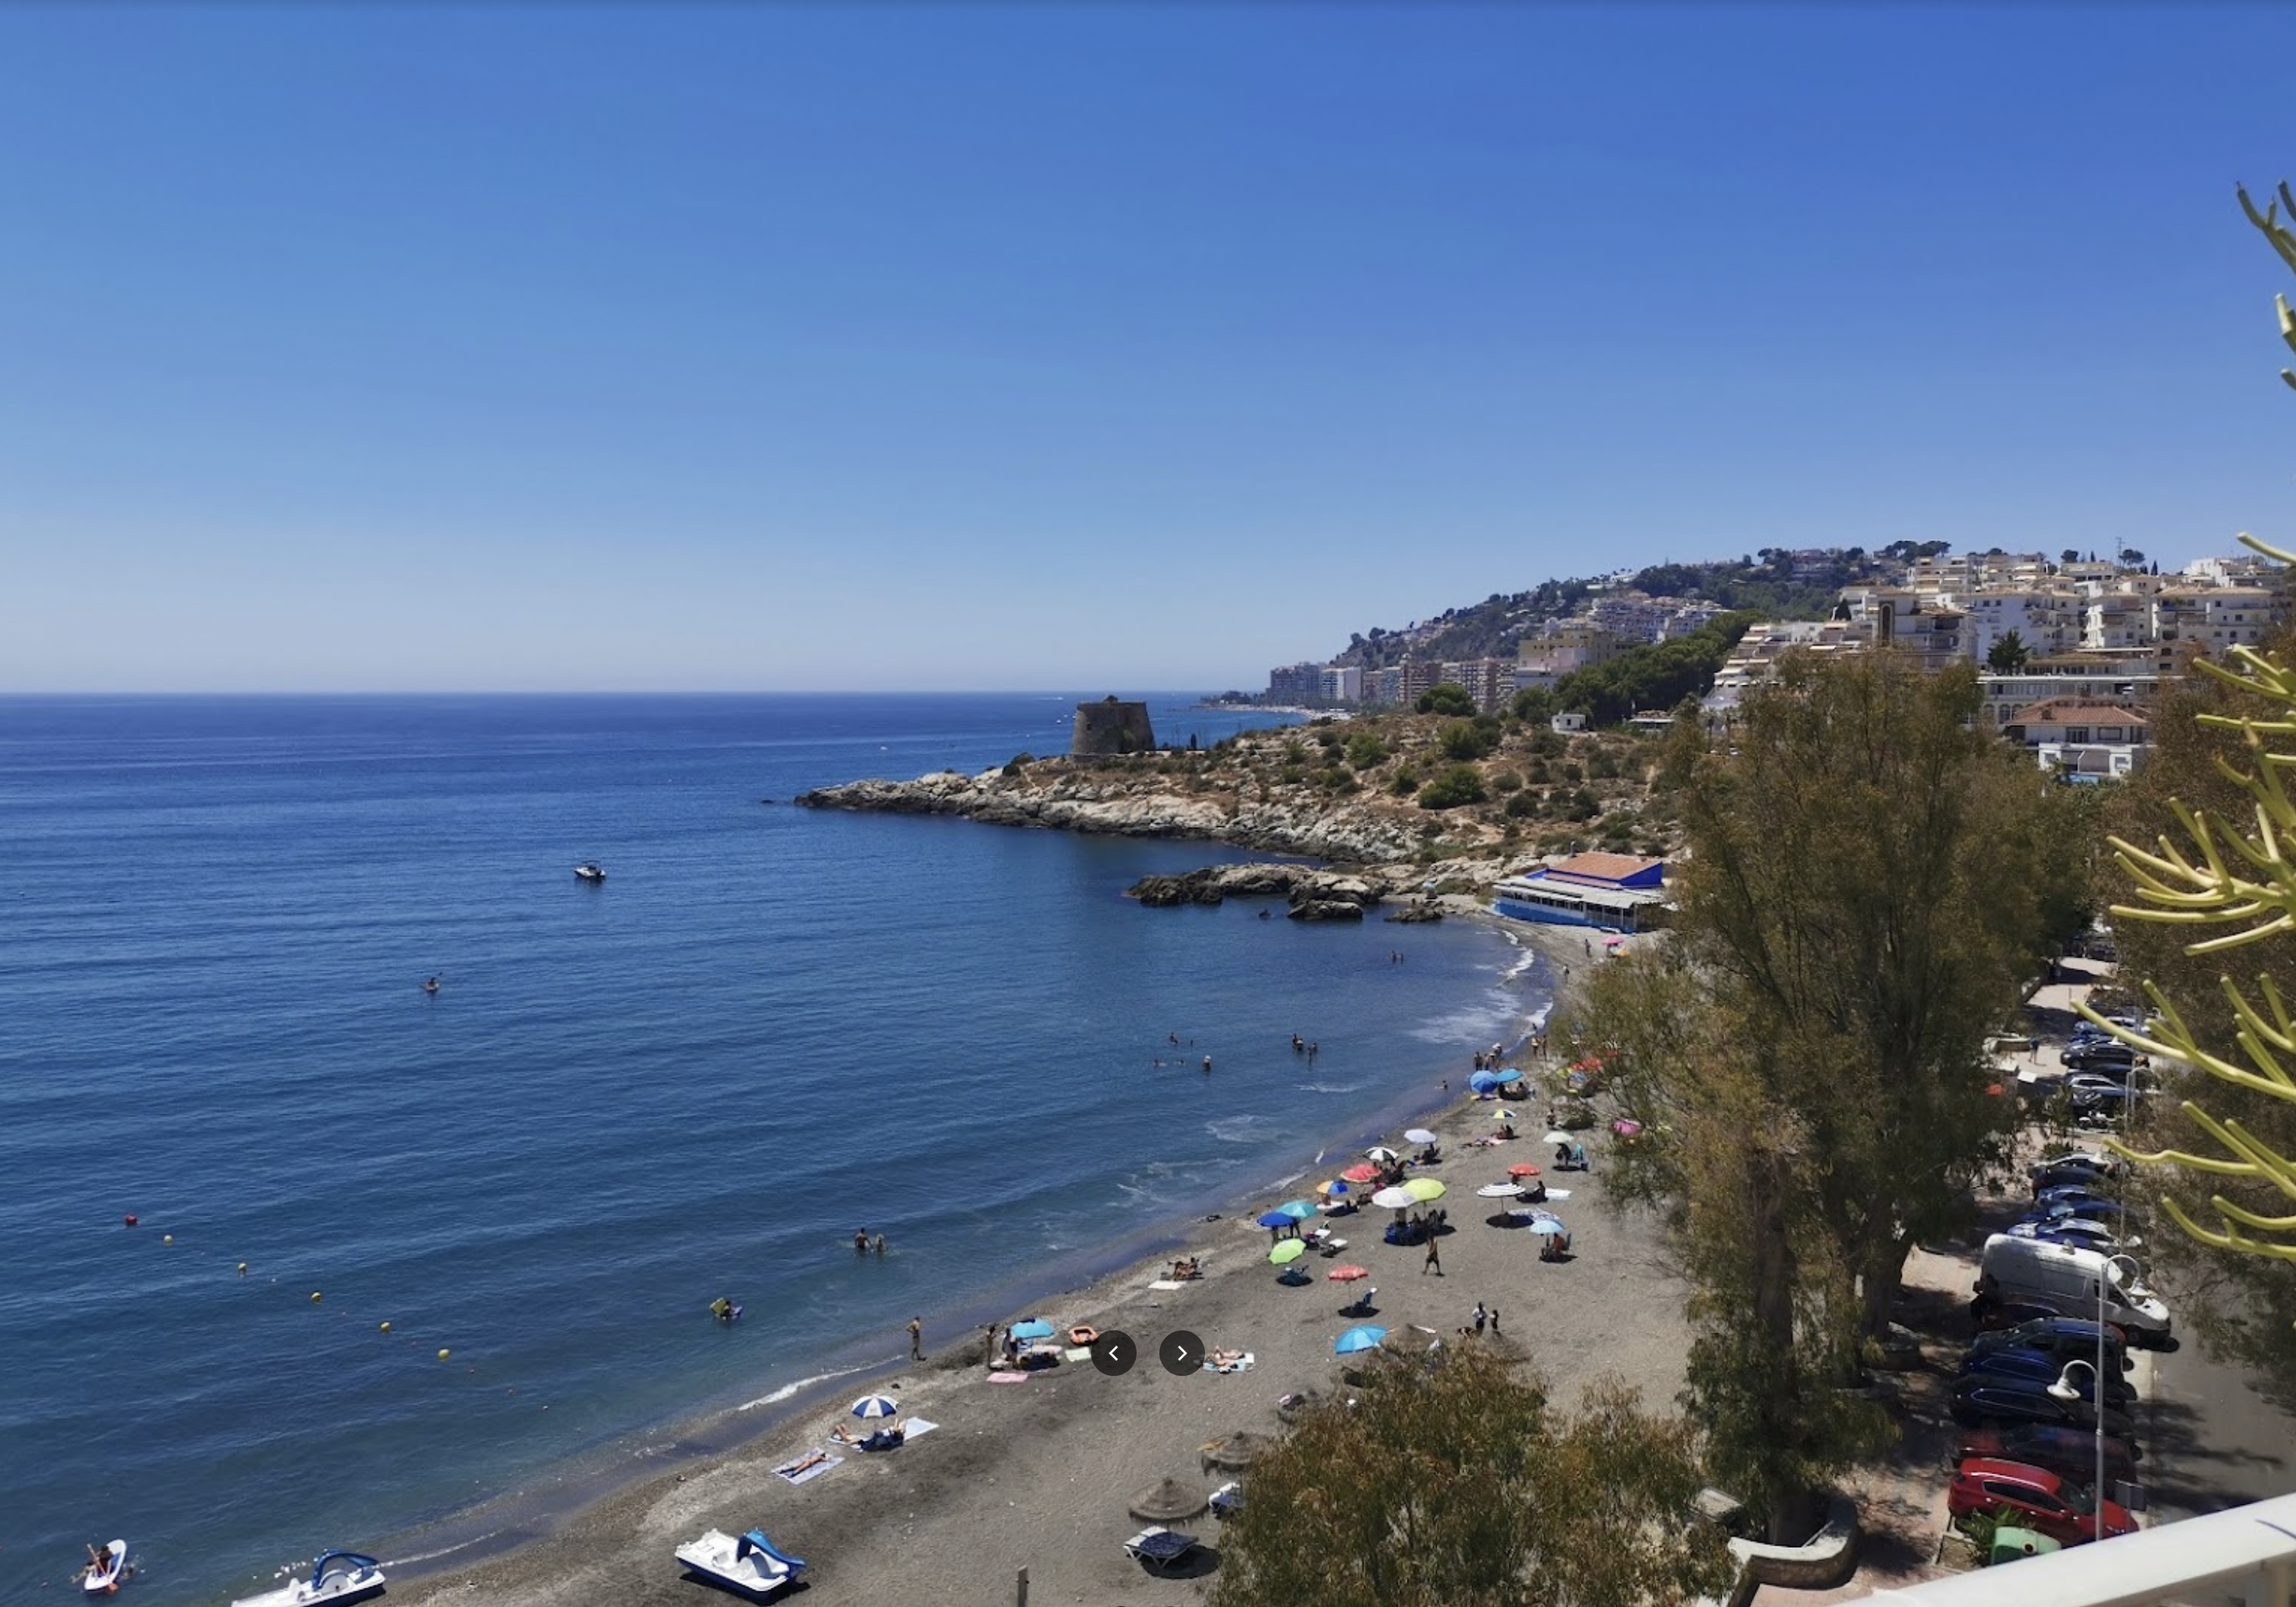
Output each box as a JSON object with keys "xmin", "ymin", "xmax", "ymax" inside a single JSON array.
[{"xmin": 2046, "ymin": 1249, "xmax": 2143, "ymax": 1539}]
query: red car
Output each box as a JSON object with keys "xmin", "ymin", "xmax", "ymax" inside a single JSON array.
[
  {"xmin": 1954, "ymin": 1425, "xmax": 2141, "ymax": 1487},
  {"xmin": 1949, "ymin": 1458, "xmax": 2137, "ymax": 1545}
]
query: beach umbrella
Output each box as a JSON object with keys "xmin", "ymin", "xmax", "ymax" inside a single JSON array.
[
  {"xmin": 1542, "ymin": 1130, "xmax": 1573, "ymax": 1145},
  {"xmin": 1468, "ymin": 1072, "xmax": 1500, "ymax": 1094},
  {"xmin": 1269, "ymin": 1238, "xmax": 1308, "ymax": 1265},
  {"xmin": 852, "ymin": 1394, "xmax": 901, "ymax": 1419},
  {"xmin": 1507, "ymin": 1163, "xmax": 1544, "ymax": 1179},
  {"xmin": 1333, "ymin": 1325, "xmax": 1387, "ymax": 1355},
  {"xmin": 1010, "ymin": 1318, "xmax": 1057, "ymax": 1342},
  {"xmin": 1370, "ymin": 1186, "xmax": 1417, "ymax": 1210},
  {"xmin": 1524, "ymin": 1216, "xmax": 1569, "ymax": 1236},
  {"xmin": 1341, "ymin": 1163, "xmax": 1382, "ymax": 1184},
  {"xmin": 1319, "ymin": 1179, "xmax": 1351, "ymax": 1198},
  {"xmin": 1363, "ymin": 1145, "xmax": 1400, "ymax": 1165},
  {"xmin": 1257, "ymin": 1209, "xmax": 1299, "ymax": 1230},
  {"xmin": 1276, "ymin": 1199, "xmax": 1320, "ymax": 1219},
  {"xmin": 1203, "ymin": 1431, "xmax": 1274, "ymax": 1472},
  {"xmin": 1403, "ymin": 1177, "xmax": 1445, "ymax": 1202},
  {"xmin": 1475, "ymin": 1182, "xmax": 1523, "ymax": 1198},
  {"xmin": 1403, "ymin": 1128, "xmax": 1439, "ymax": 1146},
  {"xmin": 1129, "ymin": 1477, "xmax": 1209, "ymax": 1524},
  {"xmin": 1492, "ymin": 1069, "xmax": 1523, "ymax": 1085},
  {"xmin": 1328, "ymin": 1264, "xmax": 1370, "ymax": 1281}
]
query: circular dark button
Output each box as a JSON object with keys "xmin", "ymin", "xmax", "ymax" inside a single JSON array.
[
  {"xmin": 1159, "ymin": 1330, "xmax": 1204, "ymax": 1377},
  {"xmin": 1091, "ymin": 1330, "xmax": 1137, "ymax": 1377}
]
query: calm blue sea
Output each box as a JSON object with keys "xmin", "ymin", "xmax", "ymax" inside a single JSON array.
[{"xmin": 0, "ymin": 694, "xmax": 1548, "ymax": 1604}]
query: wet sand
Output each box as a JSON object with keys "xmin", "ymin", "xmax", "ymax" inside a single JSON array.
[{"xmin": 397, "ymin": 921, "xmax": 1694, "ymax": 1607}]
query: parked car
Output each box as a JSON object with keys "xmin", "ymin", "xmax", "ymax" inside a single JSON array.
[
  {"xmin": 2040, "ymin": 1198, "xmax": 2142, "ymax": 1233},
  {"xmin": 1968, "ymin": 1316, "xmax": 2131, "ymax": 1367},
  {"xmin": 1954, "ymin": 1424, "xmax": 2141, "ymax": 1484},
  {"xmin": 1949, "ymin": 1377, "xmax": 2138, "ymax": 1440},
  {"xmin": 2063, "ymin": 1042, "xmax": 2141, "ymax": 1072},
  {"xmin": 2031, "ymin": 1161, "xmax": 2116, "ymax": 1196},
  {"xmin": 2033, "ymin": 1181, "xmax": 2111, "ymax": 1209},
  {"xmin": 2007, "ymin": 1217, "xmax": 2134, "ymax": 1253},
  {"xmin": 1972, "ymin": 1291, "xmax": 2082, "ymax": 1333},
  {"xmin": 1958, "ymin": 1347, "xmax": 2137, "ymax": 1408},
  {"xmin": 1947, "ymin": 1459, "xmax": 2138, "ymax": 1545}
]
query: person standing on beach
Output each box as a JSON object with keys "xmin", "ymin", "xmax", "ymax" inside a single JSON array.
[
  {"xmin": 983, "ymin": 1325, "xmax": 998, "ymax": 1368},
  {"xmin": 1472, "ymin": 1301, "xmax": 1487, "ymax": 1335},
  {"xmin": 1490, "ymin": 1305, "xmax": 1501, "ymax": 1334},
  {"xmin": 908, "ymin": 1316, "xmax": 924, "ymax": 1360},
  {"xmin": 1423, "ymin": 1238, "xmax": 1442, "ymax": 1275}
]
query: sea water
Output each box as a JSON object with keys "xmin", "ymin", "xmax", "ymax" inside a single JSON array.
[{"xmin": 0, "ymin": 694, "xmax": 1549, "ymax": 1603}]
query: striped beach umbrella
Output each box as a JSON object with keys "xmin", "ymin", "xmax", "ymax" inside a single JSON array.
[{"xmin": 852, "ymin": 1395, "xmax": 900, "ymax": 1419}]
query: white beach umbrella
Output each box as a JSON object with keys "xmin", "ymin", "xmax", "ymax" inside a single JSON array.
[
  {"xmin": 1403, "ymin": 1129, "xmax": 1439, "ymax": 1146},
  {"xmin": 1363, "ymin": 1146, "xmax": 1401, "ymax": 1166},
  {"xmin": 1370, "ymin": 1186, "xmax": 1417, "ymax": 1210},
  {"xmin": 1475, "ymin": 1183, "xmax": 1524, "ymax": 1198}
]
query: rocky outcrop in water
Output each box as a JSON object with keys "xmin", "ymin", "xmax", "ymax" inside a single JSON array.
[{"xmin": 795, "ymin": 768, "xmax": 1430, "ymax": 863}]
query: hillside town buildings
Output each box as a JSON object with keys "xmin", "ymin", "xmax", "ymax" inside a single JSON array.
[{"xmin": 1264, "ymin": 548, "xmax": 2290, "ymax": 774}]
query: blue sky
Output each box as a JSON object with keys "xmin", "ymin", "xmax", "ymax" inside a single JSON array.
[{"xmin": 4, "ymin": 4, "xmax": 2292, "ymax": 692}]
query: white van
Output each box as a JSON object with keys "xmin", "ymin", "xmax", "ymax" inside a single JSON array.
[{"xmin": 1979, "ymin": 1234, "xmax": 2172, "ymax": 1345}]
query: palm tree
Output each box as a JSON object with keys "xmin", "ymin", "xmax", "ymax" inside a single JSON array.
[{"xmin": 1986, "ymin": 630, "xmax": 2031, "ymax": 672}]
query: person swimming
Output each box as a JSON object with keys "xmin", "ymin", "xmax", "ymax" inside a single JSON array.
[{"xmin": 421, "ymin": 975, "xmax": 441, "ymax": 994}]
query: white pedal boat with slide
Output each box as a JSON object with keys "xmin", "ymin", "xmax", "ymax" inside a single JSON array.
[
  {"xmin": 230, "ymin": 1550, "xmax": 386, "ymax": 1607},
  {"xmin": 675, "ymin": 1528, "xmax": 808, "ymax": 1598}
]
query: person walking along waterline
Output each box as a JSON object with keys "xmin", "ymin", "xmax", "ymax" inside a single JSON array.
[
  {"xmin": 908, "ymin": 1316, "xmax": 924, "ymax": 1361},
  {"xmin": 1423, "ymin": 1238, "xmax": 1442, "ymax": 1275}
]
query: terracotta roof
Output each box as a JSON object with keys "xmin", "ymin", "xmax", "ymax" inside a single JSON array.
[
  {"xmin": 1550, "ymin": 851, "xmax": 1665, "ymax": 882},
  {"xmin": 2005, "ymin": 699, "xmax": 2150, "ymax": 727}
]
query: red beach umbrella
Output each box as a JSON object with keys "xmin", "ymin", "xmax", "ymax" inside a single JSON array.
[
  {"xmin": 1328, "ymin": 1265, "xmax": 1370, "ymax": 1282},
  {"xmin": 1341, "ymin": 1163, "xmax": 1382, "ymax": 1184},
  {"xmin": 1507, "ymin": 1163, "xmax": 1543, "ymax": 1179}
]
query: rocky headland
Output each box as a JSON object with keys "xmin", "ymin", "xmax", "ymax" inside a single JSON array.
[{"xmin": 795, "ymin": 711, "xmax": 1679, "ymax": 905}]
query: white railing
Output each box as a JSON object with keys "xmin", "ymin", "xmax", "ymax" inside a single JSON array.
[{"xmin": 1853, "ymin": 1492, "xmax": 2296, "ymax": 1607}]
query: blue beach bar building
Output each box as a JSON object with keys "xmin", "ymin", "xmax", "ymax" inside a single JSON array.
[{"xmin": 1492, "ymin": 852, "xmax": 1671, "ymax": 932}]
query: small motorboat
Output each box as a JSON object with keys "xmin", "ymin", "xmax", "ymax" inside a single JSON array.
[
  {"xmin": 675, "ymin": 1529, "xmax": 807, "ymax": 1599},
  {"xmin": 573, "ymin": 863, "xmax": 607, "ymax": 883},
  {"xmin": 81, "ymin": 1541, "xmax": 130, "ymax": 1596},
  {"xmin": 230, "ymin": 1551, "xmax": 386, "ymax": 1607}
]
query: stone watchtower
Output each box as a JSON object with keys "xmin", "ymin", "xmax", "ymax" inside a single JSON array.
[{"xmin": 1071, "ymin": 695, "xmax": 1156, "ymax": 756}]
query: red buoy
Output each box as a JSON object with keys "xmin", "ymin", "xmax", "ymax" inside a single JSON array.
[{"xmin": 124, "ymin": 1215, "xmax": 138, "ymax": 1227}]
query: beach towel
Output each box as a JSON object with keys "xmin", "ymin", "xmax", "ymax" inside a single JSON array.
[
  {"xmin": 1062, "ymin": 1345, "xmax": 1094, "ymax": 1363},
  {"xmin": 1204, "ymin": 1351, "xmax": 1255, "ymax": 1375},
  {"xmin": 773, "ymin": 1452, "xmax": 843, "ymax": 1485},
  {"xmin": 903, "ymin": 1417, "xmax": 940, "ymax": 1440},
  {"xmin": 1147, "ymin": 1279, "xmax": 1187, "ymax": 1291},
  {"xmin": 987, "ymin": 1370, "xmax": 1033, "ymax": 1383}
]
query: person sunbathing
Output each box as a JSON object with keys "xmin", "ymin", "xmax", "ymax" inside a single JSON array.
[
  {"xmin": 779, "ymin": 1449, "xmax": 832, "ymax": 1475},
  {"xmin": 1168, "ymin": 1258, "xmax": 1201, "ymax": 1280},
  {"xmin": 1209, "ymin": 1347, "xmax": 1247, "ymax": 1367},
  {"xmin": 831, "ymin": 1419, "xmax": 906, "ymax": 1448}
]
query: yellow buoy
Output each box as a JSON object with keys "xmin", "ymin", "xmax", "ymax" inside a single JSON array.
[
  {"xmin": 237, "ymin": 1263, "xmax": 248, "ymax": 1275},
  {"xmin": 379, "ymin": 1321, "xmax": 392, "ymax": 1333},
  {"xmin": 310, "ymin": 1291, "xmax": 323, "ymax": 1303},
  {"xmin": 437, "ymin": 1348, "xmax": 451, "ymax": 1361},
  {"xmin": 163, "ymin": 1234, "xmax": 174, "ymax": 1245}
]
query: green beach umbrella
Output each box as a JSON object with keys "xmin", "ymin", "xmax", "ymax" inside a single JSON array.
[
  {"xmin": 1403, "ymin": 1177, "xmax": 1446, "ymax": 1203},
  {"xmin": 1269, "ymin": 1238, "xmax": 1308, "ymax": 1265}
]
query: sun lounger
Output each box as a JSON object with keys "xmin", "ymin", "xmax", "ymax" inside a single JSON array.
[
  {"xmin": 1124, "ymin": 1527, "xmax": 1203, "ymax": 1573},
  {"xmin": 772, "ymin": 1450, "xmax": 844, "ymax": 1485},
  {"xmin": 1209, "ymin": 1482, "xmax": 1244, "ymax": 1519}
]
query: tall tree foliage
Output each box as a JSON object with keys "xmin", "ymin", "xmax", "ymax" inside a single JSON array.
[
  {"xmin": 1578, "ymin": 650, "xmax": 2079, "ymax": 1535},
  {"xmin": 2083, "ymin": 184, "xmax": 2296, "ymax": 1392},
  {"xmin": 1206, "ymin": 1347, "xmax": 1729, "ymax": 1607}
]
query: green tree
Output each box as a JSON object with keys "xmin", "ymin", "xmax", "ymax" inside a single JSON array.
[
  {"xmin": 1578, "ymin": 650, "xmax": 2080, "ymax": 1536},
  {"xmin": 1418, "ymin": 682, "xmax": 1477, "ymax": 717},
  {"xmin": 1986, "ymin": 630, "xmax": 2031, "ymax": 672},
  {"xmin": 1208, "ymin": 1347, "xmax": 1729, "ymax": 1607},
  {"xmin": 1440, "ymin": 717, "xmax": 1502, "ymax": 761},
  {"xmin": 1418, "ymin": 764, "xmax": 1487, "ymax": 809}
]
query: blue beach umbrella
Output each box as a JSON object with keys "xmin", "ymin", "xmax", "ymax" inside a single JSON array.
[
  {"xmin": 1257, "ymin": 1210, "xmax": 1299, "ymax": 1230},
  {"xmin": 1492, "ymin": 1069, "xmax": 1523, "ymax": 1085},
  {"xmin": 1276, "ymin": 1200, "xmax": 1320, "ymax": 1219},
  {"xmin": 1468, "ymin": 1072, "xmax": 1501, "ymax": 1095},
  {"xmin": 1010, "ymin": 1318, "xmax": 1056, "ymax": 1342},
  {"xmin": 1524, "ymin": 1216, "xmax": 1569, "ymax": 1237},
  {"xmin": 852, "ymin": 1395, "xmax": 900, "ymax": 1419},
  {"xmin": 1333, "ymin": 1325, "xmax": 1387, "ymax": 1355}
]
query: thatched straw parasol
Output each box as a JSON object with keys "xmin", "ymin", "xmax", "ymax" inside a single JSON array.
[
  {"xmin": 1199, "ymin": 1430, "xmax": 1276, "ymax": 1473},
  {"xmin": 1129, "ymin": 1475, "xmax": 1209, "ymax": 1524}
]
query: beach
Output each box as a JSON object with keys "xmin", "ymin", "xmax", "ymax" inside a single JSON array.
[{"xmin": 395, "ymin": 920, "xmax": 1698, "ymax": 1607}]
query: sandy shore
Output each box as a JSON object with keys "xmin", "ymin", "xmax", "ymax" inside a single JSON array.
[{"xmin": 396, "ymin": 919, "xmax": 1695, "ymax": 1607}]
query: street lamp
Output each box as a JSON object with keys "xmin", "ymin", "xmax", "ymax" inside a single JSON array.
[{"xmin": 2044, "ymin": 1249, "xmax": 2143, "ymax": 1537}]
